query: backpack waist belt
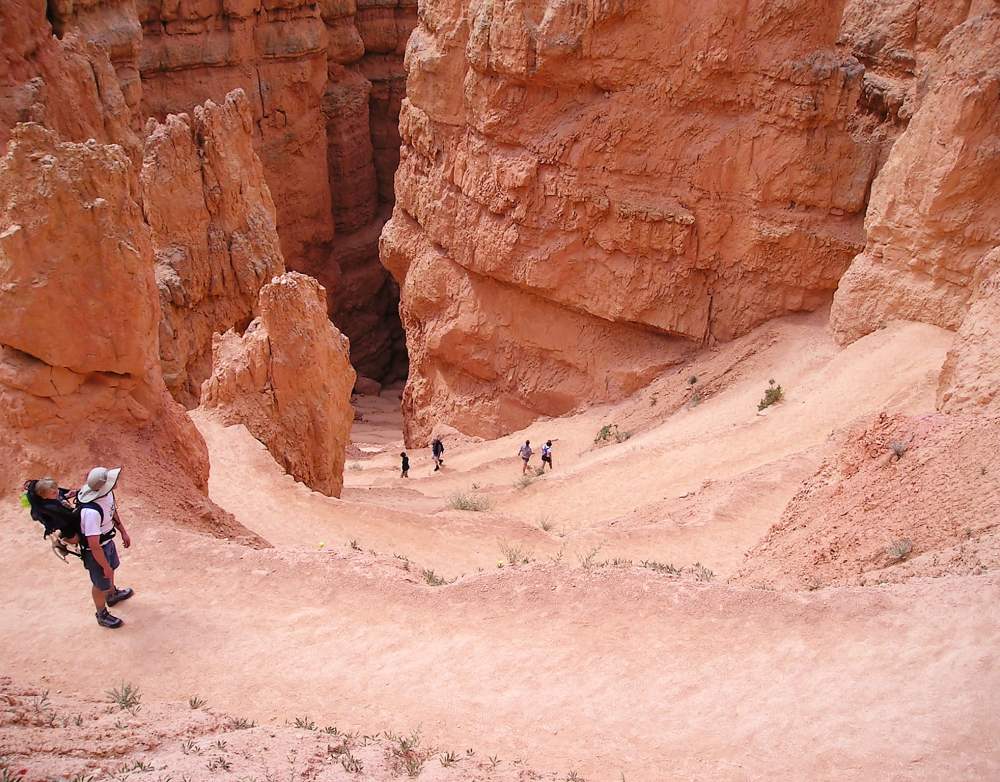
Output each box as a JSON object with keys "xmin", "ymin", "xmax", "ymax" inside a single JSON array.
[{"xmin": 80, "ymin": 529, "xmax": 117, "ymax": 551}]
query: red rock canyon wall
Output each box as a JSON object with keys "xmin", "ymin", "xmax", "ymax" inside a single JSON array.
[
  {"xmin": 0, "ymin": 116, "xmax": 253, "ymax": 540},
  {"xmin": 384, "ymin": 0, "xmax": 885, "ymax": 442},
  {"xmin": 830, "ymin": 11, "xmax": 1000, "ymax": 343}
]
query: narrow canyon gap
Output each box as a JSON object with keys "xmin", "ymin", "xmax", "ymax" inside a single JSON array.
[{"xmin": 46, "ymin": 0, "xmax": 414, "ymax": 393}]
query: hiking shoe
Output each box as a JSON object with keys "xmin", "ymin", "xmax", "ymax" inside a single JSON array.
[
  {"xmin": 96, "ymin": 608, "xmax": 123, "ymax": 629},
  {"xmin": 106, "ymin": 587, "xmax": 134, "ymax": 606}
]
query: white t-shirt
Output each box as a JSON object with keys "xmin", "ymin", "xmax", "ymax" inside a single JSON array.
[{"xmin": 80, "ymin": 492, "xmax": 116, "ymax": 538}]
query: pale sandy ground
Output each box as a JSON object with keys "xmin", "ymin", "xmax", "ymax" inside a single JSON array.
[{"xmin": 2, "ymin": 313, "xmax": 999, "ymax": 780}]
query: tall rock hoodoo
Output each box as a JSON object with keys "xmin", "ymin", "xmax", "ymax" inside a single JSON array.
[
  {"xmin": 201, "ymin": 272, "xmax": 357, "ymax": 498},
  {"xmin": 383, "ymin": 0, "xmax": 882, "ymax": 442},
  {"xmin": 141, "ymin": 89, "xmax": 285, "ymax": 408}
]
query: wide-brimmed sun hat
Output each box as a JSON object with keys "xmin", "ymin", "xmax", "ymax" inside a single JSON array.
[{"xmin": 78, "ymin": 466, "xmax": 122, "ymax": 503}]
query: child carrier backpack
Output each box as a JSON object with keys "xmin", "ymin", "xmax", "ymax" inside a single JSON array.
[
  {"xmin": 21, "ymin": 480, "xmax": 114, "ymax": 561},
  {"xmin": 23, "ymin": 480, "xmax": 78, "ymax": 538}
]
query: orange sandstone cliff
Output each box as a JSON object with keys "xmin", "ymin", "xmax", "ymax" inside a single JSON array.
[
  {"xmin": 383, "ymin": 0, "xmax": 886, "ymax": 442},
  {"xmin": 831, "ymin": 12, "xmax": 1000, "ymax": 345},
  {"xmin": 0, "ymin": 121, "xmax": 254, "ymax": 541}
]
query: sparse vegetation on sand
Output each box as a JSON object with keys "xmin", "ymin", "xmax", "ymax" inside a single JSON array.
[
  {"xmin": 577, "ymin": 545, "xmax": 602, "ymax": 569},
  {"xmin": 422, "ymin": 568, "xmax": 448, "ymax": 586},
  {"xmin": 595, "ymin": 424, "xmax": 631, "ymax": 445},
  {"xmin": 515, "ymin": 467, "xmax": 547, "ymax": 490},
  {"xmin": 386, "ymin": 729, "xmax": 427, "ymax": 777},
  {"xmin": 889, "ymin": 440, "xmax": 908, "ymax": 459},
  {"xmin": 641, "ymin": 560, "xmax": 680, "ymax": 576},
  {"xmin": 499, "ymin": 541, "xmax": 531, "ymax": 566},
  {"xmin": 449, "ymin": 492, "xmax": 491, "ymax": 511},
  {"xmin": 757, "ymin": 379, "xmax": 784, "ymax": 411},
  {"xmin": 886, "ymin": 538, "xmax": 913, "ymax": 563},
  {"xmin": 107, "ymin": 682, "xmax": 141, "ymax": 715}
]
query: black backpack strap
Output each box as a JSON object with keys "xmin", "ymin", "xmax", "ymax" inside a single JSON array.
[{"xmin": 77, "ymin": 501, "xmax": 116, "ymax": 550}]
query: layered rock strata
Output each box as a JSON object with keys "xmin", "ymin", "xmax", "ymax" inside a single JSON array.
[
  {"xmin": 202, "ymin": 272, "xmax": 356, "ymax": 497},
  {"xmin": 384, "ymin": 0, "xmax": 882, "ymax": 442},
  {"xmin": 830, "ymin": 12, "xmax": 1000, "ymax": 345},
  {"xmin": 141, "ymin": 89, "xmax": 285, "ymax": 407}
]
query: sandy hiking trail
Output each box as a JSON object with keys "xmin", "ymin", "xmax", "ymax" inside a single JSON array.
[
  {"xmin": 201, "ymin": 314, "xmax": 953, "ymax": 577},
  {"xmin": 2, "ymin": 314, "xmax": 998, "ymax": 780}
]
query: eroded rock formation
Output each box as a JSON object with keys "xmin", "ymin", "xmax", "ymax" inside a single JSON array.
[
  {"xmin": 0, "ymin": 120, "xmax": 253, "ymax": 541},
  {"xmin": 48, "ymin": 0, "xmax": 413, "ymax": 383},
  {"xmin": 322, "ymin": 0, "xmax": 415, "ymax": 381},
  {"xmin": 202, "ymin": 272, "xmax": 356, "ymax": 497},
  {"xmin": 838, "ymin": 0, "xmax": 985, "ymax": 133},
  {"xmin": 46, "ymin": 0, "xmax": 144, "ymax": 122},
  {"xmin": 136, "ymin": 0, "xmax": 333, "ymax": 275},
  {"xmin": 831, "ymin": 12, "xmax": 1000, "ymax": 345},
  {"xmin": 141, "ymin": 89, "xmax": 285, "ymax": 407},
  {"xmin": 384, "ymin": 0, "xmax": 885, "ymax": 442},
  {"xmin": 0, "ymin": 0, "xmax": 137, "ymax": 156}
]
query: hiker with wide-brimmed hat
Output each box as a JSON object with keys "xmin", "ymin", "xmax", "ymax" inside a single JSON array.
[{"xmin": 77, "ymin": 466, "xmax": 133, "ymax": 629}]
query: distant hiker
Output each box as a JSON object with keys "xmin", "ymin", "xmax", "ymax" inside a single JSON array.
[
  {"xmin": 518, "ymin": 440, "xmax": 533, "ymax": 474},
  {"xmin": 431, "ymin": 437, "xmax": 445, "ymax": 472},
  {"xmin": 77, "ymin": 466, "xmax": 133, "ymax": 629},
  {"xmin": 541, "ymin": 440, "xmax": 553, "ymax": 471},
  {"xmin": 400, "ymin": 451, "xmax": 410, "ymax": 478}
]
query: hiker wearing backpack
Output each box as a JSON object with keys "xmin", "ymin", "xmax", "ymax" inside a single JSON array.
[
  {"xmin": 431, "ymin": 437, "xmax": 445, "ymax": 472},
  {"xmin": 77, "ymin": 466, "xmax": 133, "ymax": 629}
]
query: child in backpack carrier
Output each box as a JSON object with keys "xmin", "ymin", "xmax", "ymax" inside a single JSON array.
[{"xmin": 24, "ymin": 478, "xmax": 81, "ymax": 561}]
